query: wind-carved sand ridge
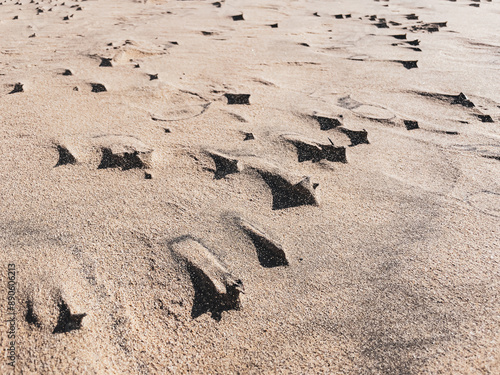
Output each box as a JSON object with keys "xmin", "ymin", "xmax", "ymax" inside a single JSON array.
[
  {"xmin": 282, "ymin": 133, "xmax": 348, "ymax": 163},
  {"xmin": 53, "ymin": 135, "xmax": 154, "ymax": 171},
  {"xmin": 202, "ymin": 148, "xmax": 322, "ymax": 210},
  {"xmin": 169, "ymin": 236, "xmax": 244, "ymax": 321},
  {"xmin": 236, "ymin": 216, "xmax": 289, "ymax": 267},
  {"xmin": 255, "ymin": 167, "xmax": 320, "ymax": 210},
  {"xmin": 95, "ymin": 135, "xmax": 153, "ymax": 170},
  {"xmin": 0, "ymin": 0, "xmax": 499, "ymax": 373},
  {"xmin": 206, "ymin": 150, "xmax": 243, "ymax": 179}
]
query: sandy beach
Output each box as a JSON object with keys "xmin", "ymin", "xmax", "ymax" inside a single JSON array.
[{"xmin": 0, "ymin": 0, "xmax": 499, "ymax": 373}]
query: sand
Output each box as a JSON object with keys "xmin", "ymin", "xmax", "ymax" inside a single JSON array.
[{"xmin": 0, "ymin": 0, "xmax": 499, "ymax": 373}]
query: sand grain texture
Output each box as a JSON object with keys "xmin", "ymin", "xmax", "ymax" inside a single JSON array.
[{"xmin": 0, "ymin": 0, "xmax": 499, "ymax": 374}]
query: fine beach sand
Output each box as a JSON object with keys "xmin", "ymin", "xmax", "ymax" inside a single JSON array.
[{"xmin": 0, "ymin": 0, "xmax": 499, "ymax": 373}]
